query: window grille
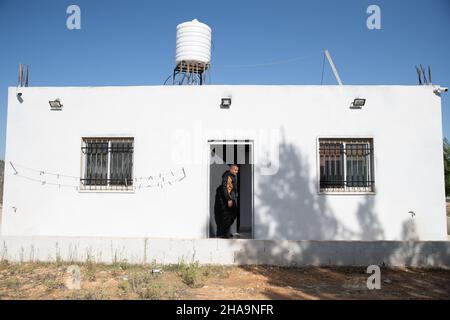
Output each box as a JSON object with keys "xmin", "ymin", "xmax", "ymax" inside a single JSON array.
[
  {"xmin": 319, "ymin": 138, "xmax": 374, "ymax": 192},
  {"xmin": 81, "ymin": 138, "xmax": 134, "ymax": 191}
]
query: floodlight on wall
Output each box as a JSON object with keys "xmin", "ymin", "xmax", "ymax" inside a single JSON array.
[
  {"xmin": 350, "ymin": 98, "xmax": 365, "ymax": 109},
  {"xmin": 220, "ymin": 97, "xmax": 231, "ymax": 109},
  {"xmin": 49, "ymin": 99, "xmax": 63, "ymax": 110}
]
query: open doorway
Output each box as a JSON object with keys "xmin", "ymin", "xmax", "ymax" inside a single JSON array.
[{"xmin": 208, "ymin": 140, "xmax": 253, "ymax": 239}]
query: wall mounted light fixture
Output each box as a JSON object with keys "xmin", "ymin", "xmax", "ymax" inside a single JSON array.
[
  {"xmin": 220, "ymin": 97, "xmax": 231, "ymax": 109},
  {"xmin": 350, "ymin": 98, "xmax": 365, "ymax": 109},
  {"xmin": 49, "ymin": 99, "xmax": 63, "ymax": 110}
]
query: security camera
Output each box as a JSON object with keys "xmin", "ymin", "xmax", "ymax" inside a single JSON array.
[
  {"xmin": 16, "ymin": 92, "xmax": 24, "ymax": 103},
  {"xmin": 433, "ymin": 86, "xmax": 448, "ymax": 95}
]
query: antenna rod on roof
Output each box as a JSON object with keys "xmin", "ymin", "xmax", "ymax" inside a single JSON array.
[
  {"xmin": 420, "ymin": 64, "xmax": 427, "ymax": 85},
  {"xmin": 415, "ymin": 65, "xmax": 422, "ymax": 85},
  {"xmin": 428, "ymin": 65, "xmax": 432, "ymax": 84},
  {"xmin": 324, "ymin": 49, "xmax": 343, "ymax": 85},
  {"xmin": 18, "ymin": 64, "xmax": 29, "ymax": 87}
]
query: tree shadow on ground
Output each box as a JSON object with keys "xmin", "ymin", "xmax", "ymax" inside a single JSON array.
[{"xmin": 235, "ymin": 265, "xmax": 450, "ymax": 300}]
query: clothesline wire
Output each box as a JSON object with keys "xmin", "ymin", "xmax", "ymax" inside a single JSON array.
[
  {"xmin": 10, "ymin": 161, "xmax": 185, "ymax": 181},
  {"xmin": 11, "ymin": 162, "xmax": 79, "ymax": 179},
  {"xmin": 13, "ymin": 172, "xmax": 186, "ymax": 190},
  {"xmin": 9, "ymin": 162, "xmax": 187, "ymax": 190},
  {"xmin": 15, "ymin": 174, "xmax": 79, "ymax": 189}
]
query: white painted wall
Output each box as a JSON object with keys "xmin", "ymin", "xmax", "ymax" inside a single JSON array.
[{"xmin": 1, "ymin": 85, "xmax": 447, "ymax": 240}]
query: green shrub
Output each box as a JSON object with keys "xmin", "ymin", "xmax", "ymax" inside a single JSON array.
[
  {"xmin": 177, "ymin": 260, "xmax": 203, "ymax": 288},
  {"xmin": 129, "ymin": 272, "xmax": 161, "ymax": 300}
]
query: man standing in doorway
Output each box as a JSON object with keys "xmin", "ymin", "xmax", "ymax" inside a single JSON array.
[{"xmin": 214, "ymin": 164, "xmax": 239, "ymax": 238}]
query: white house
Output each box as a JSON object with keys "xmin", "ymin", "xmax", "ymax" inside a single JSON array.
[{"xmin": 1, "ymin": 84, "xmax": 447, "ymax": 241}]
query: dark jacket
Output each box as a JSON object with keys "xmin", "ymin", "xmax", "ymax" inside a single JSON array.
[{"xmin": 218, "ymin": 170, "xmax": 238, "ymax": 202}]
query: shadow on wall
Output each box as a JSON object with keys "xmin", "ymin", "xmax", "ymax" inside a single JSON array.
[
  {"xmin": 355, "ymin": 197, "xmax": 384, "ymax": 241},
  {"xmin": 235, "ymin": 135, "xmax": 449, "ymax": 268},
  {"xmin": 254, "ymin": 134, "xmax": 382, "ymax": 241}
]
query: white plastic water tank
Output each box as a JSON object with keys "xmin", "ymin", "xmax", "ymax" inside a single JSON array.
[{"xmin": 175, "ymin": 19, "xmax": 211, "ymax": 65}]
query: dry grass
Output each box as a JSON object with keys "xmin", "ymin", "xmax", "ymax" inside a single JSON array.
[
  {"xmin": 0, "ymin": 261, "xmax": 449, "ymax": 300},
  {"xmin": 0, "ymin": 260, "xmax": 221, "ymax": 300}
]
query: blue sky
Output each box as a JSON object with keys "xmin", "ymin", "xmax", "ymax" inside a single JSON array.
[{"xmin": 0, "ymin": 0, "xmax": 449, "ymax": 160}]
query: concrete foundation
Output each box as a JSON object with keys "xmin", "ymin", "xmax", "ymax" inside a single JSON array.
[{"xmin": 0, "ymin": 237, "xmax": 449, "ymax": 268}]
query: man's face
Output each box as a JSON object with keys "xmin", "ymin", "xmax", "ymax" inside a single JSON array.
[{"xmin": 230, "ymin": 165, "xmax": 239, "ymax": 175}]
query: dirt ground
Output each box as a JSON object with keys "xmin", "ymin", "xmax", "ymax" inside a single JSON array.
[{"xmin": 0, "ymin": 261, "xmax": 449, "ymax": 300}]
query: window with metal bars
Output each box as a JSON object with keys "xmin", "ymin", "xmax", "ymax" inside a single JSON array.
[
  {"xmin": 80, "ymin": 138, "xmax": 134, "ymax": 190},
  {"xmin": 319, "ymin": 138, "xmax": 374, "ymax": 192}
]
